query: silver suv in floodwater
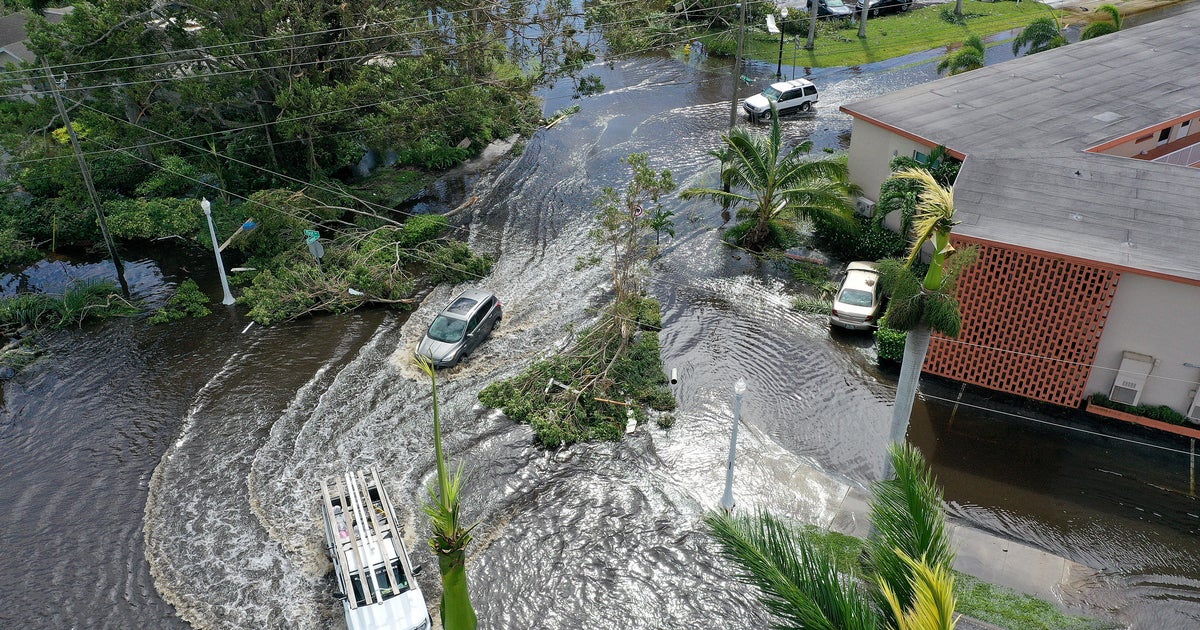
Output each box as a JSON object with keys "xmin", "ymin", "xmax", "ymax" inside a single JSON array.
[
  {"xmin": 416, "ymin": 289, "xmax": 503, "ymax": 368},
  {"xmin": 742, "ymin": 78, "xmax": 819, "ymax": 122}
]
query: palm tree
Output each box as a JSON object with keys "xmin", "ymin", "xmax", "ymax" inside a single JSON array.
[
  {"xmin": 936, "ymin": 35, "xmax": 985, "ymax": 76},
  {"xmin": 876, "ymin": 168, "xmax": 976, "ymax": 480},
  {"xmin": 681, "ymin": 107, "xmax": 858, "ymax": 252},
  {"xmin": 415, "ymin": 356, "xmax": 478, "ymax": 630},
  {"xmin": 1080, "ymin": 4, "xmax": 1121, "ymax": 40},
  {"xmin": 704, "ymin": 444, "xmax": 958, "ymax": 629},
  {"xmin": 1011, "ymin": 15, "xmax": 1067, "ymax": 56}
]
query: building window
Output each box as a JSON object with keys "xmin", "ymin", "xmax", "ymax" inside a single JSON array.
[
  {"xmin": 913, "ymin": 150, "xmax": 928, "ymax": 163},
  {"xmin": 1158, "ymin": 128, "xmax": 1171, "ymax": 146},
  {"xmin": 1182, "ymin": 120, "xmax": 1192, "ymax": 137}
]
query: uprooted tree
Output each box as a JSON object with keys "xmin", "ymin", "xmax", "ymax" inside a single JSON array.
[{"xmin": 478, "ymin": 153, "xmax": 677, "ymax": 446}]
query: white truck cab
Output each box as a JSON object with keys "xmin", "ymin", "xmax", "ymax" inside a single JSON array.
[{"xmin": 320, "ymin": 468, "xmax": 431, "ymax": 630}]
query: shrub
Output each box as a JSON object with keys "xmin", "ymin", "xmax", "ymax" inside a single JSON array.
[
  {"xmin": 790, "ymin": 260, "xmax": 831, "ymax": 286},
  {"xmin": 148, "ymin": 279, "xmax": 212, "ymax": 324},
  {"xmin": 398, "ymin": 214, "xmax": 449, "ymax": 247},
  {"xmin": 1089, "ymin": 393, "xmax": 1188, "ymax": 426},
  {"xmin": 104, "ymin": 197, "xmax": 203, "ymax": 240},
  {"xmin": 0, "ymin": 227, "xmax": 41, "ymax": 265},
  {"xmin": 427, "ymin": 241, "xmax": 494, "ymax": 284},
  {"xmin": 874, "ymin": 317, "xmax": 907, "ymax": 363},
  {"xmin": 812, "ymin": 213, "xmax": 905, "ymax": 263}
]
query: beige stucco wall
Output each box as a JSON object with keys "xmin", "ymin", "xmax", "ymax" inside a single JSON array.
[
  {"xmin": 1086, "ymin": 273, "xmax": 1200, "ymax": 415},
  {"xmin": 846, "ymin": 118, "xmax": 929, "ymax": 206}
]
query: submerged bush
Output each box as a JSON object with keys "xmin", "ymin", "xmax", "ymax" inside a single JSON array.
[{"xmin": 149, "ymin": 279, "xmax": 212, "ymax": 324}]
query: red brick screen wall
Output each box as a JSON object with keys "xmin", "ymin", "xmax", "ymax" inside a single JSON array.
[{"xmin": 923, "ymin": 238, "xmax": 1120, "ymax": 407}]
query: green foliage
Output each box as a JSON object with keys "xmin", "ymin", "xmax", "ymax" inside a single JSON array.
[
  {"xmin": 793, "ymin": 296, "xmax": 833, "ymax": 315},
  {"xmin": 938, "ymin": 6, "xmax": 967, "ymax": 25},
  {"xmin": 134, "ymin": 156, "xmax": 203, "ymax": 198},
  {"xmin": 1081, "ymin": 4, "xmax": 1121, "ymax": 40},
  {"xmin": 399, "ymin": 214, "xmax": 449, "ymax": 247},
  {"xmin": 954, "ymin": 572, "xmax": 1120, "ymax": 630},
  {"xmin": 682, "ymin": 110, "xmax": 857, "ymax": 251},
  {"xmin": 397, "ymin": 133, "xmax": 473, "ymax": 170},
  {"xmin": 351, "ymin": 169, "xmax": 431, "ymax": 209},
  {"xmin": 0, "ymin": 227, "xmax": 41, "ymax": 265},
  {"xmin": 1089, "ymin": 393, "xmax": 1188, "ymax": 426},
  {"xmin": 812, "ymin": 214, "xmax": 905, "ymax": 263},
  {"xmin": 478, "ymin": 296, "xmax": 674, "ymax": 447},
  {"xmin": 427, "ymin": 241, "xmax": 494, "ymax": 285},
  {"xmin": 148, "ymin": 279, "xmax": 212, "ymax": 324},
  {"xmin": 874, "ymin": 317, "xmax": 907, "ymax": 362},
  {"xmin": 936, "ymin": 34, "xmax": 985, "ymax": 75},
  {"xmin": 1012, "ymin": 16, "xmax": 1067, "ymax": 56},
  {"xmin": 0, "ymin": 280, "xmax": 136, "ymax": 335},
  {"xmin": 790, "ymin": 260, "xmax": 832, "ymax": 286},
  {"xmin": 104, "ymin": 197, "xmax": 203, "ymax": 240}
]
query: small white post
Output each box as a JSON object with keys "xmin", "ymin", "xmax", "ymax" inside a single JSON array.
[{"xmin": 202, "ymin": 198, "xmax": 236, "ymax": 305}]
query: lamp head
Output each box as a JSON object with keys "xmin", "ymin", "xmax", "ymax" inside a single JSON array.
[
  {"xmin": 734, "ymin": 378, "xmax": 747, "ymax": 395},
  {"xmin": 201, "ymin": 197, "xmax": 211, "ymax": 215},
  {"xmin": 781, "ymin": 6, "xmax": 788, "ymax": 17}
]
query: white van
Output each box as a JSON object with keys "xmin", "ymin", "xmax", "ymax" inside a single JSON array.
[{"xmin": 320, "ymin": 468, "xmax": 431, "ymax": 630}]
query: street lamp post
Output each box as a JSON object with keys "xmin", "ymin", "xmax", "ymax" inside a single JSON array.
[
  {"xmin": 201, "ymin": 198, "xmax": 236, "ymax": 305},
  {"xmin": 776, "ymin": 7, "xmax": 789, "ymax": 79},
  {"xmin": 719, "ymin": 378, "xmax": 748, "ymax": 514}
]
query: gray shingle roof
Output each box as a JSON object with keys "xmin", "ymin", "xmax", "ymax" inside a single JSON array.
[{"xmin": 842, "ymin": 4, "xmax": 1200, "ymax": 283}]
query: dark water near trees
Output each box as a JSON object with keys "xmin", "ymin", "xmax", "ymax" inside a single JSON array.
[{"xmin": 3, "ymin": 30, "xmax": 1199, "ymax": 629}]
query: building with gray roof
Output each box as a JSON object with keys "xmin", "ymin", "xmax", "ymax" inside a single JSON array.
[{"xmin": 841, "ymin": 4, "xmax": 1200, "ymax": 425}]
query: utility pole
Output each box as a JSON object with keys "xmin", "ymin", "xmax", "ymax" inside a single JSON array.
[
  {"xmin": 43, "ymin": 59, "xmax": 129, "ymax": 297},
  {"xmin": 726, "ymin": 1, "xmax": 748, "ymax": 131},
  {"xmin": 806, "ymin": 0, "xmax": 819, "ymax": 50},
  {"xmin": 723, "ymin": 0, "xmax": 749, "ymax": 204}
]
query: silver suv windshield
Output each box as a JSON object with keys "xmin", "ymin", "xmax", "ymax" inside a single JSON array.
[
  {"xmin": 427, "ymin": 315, "xmax": 467, "ymax": 343},
  {"xmin": 762, "ymin": 86, "xmax": 782, "ymax": 101}
]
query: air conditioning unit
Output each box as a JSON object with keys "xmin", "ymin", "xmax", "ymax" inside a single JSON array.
[
  {"xmin": 855, "ymin": 196, "xmax": 877, "ymax": 218},
  {"xmin": 1187, "ymin": 388, "xmax": 1200, "ymax": 424},
  {"xmin": 1109, "ymin": 351, "xmax": 1154, "ymax": 406}
]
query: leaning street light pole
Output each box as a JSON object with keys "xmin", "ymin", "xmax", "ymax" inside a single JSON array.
[
  {"xmin": 201, "ymin": 198, "xmax": 236, "ymax": 305},
  {"xmin": 776, "ymin": 7, "xmax": 789, "ymax": 79},
  {"xmin": 719, "ymin": 378, "xmax": 748, "ymax": 515}
]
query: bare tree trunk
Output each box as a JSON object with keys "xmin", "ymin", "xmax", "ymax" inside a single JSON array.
[{"xmin": 882, "ymin": 326, "xmax": 931, "ymax": 479}]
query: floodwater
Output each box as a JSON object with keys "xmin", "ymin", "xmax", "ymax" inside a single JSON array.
[{"xmin": 3, "ymin": 32, "xmax": 1200, "ymax": 630}]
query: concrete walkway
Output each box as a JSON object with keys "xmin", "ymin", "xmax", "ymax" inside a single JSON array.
[{"xmin": 737, "ymin": 435, "xmax": 1098, "ymax": 611}]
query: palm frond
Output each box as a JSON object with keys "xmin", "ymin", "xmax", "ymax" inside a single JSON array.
[
  {"xmin": 877, "ymin": 549, "xmax": 959, "ymax": 630},
  {"xmin": 704, "ymin": 510, "xmax": 879, "ymax": 630},
  {"xmin": 877, "ymin": 259, "xmax": 925, "ymax": 331},
  {"xmin": 866, "ymin": 445, "xmax": 956, "ymax": 626},
  {"xmin": 889, "ymin": 169, "xmax": 956, "ymax": 268}
]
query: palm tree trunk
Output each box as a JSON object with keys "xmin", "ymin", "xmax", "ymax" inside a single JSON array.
[
  {"xmin": 883, "ymin": 326, "xmax": 931, "ymax": 479},
  {"xmin": 439, "ymin": 550, "xmax": 478, "ymax": 630}
]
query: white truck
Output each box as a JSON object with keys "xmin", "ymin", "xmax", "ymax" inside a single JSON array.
[{"xmin": 320, "ymin": 467, "xmax": 432, "ymax": 630}]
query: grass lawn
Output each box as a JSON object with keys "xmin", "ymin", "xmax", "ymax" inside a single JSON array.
[
  {"xmin": 799, "ymin": 525, "xmax": 1118, "ymax": 629},
  {"xmin": 702, "ymin": 1, "xmax": 1063, "ymax": 68}
]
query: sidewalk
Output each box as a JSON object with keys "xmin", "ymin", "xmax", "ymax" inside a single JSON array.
[{"xmin": 742, "ymin": 441, "xmax": 1097, "ymax": 610}]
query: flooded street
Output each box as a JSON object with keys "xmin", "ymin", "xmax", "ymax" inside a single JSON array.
[{"xmin": 3, "ymin": 38, "xmax": 1200, "ymax": 629}]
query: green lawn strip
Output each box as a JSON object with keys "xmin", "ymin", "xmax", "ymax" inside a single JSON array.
[
  {"xmin": 704, "ymin": 2, "xmax": 1061, "ymax": 68},
  {"xmin": 796, "ymin": 525, "xmax": 1113, "ymax": 629}
]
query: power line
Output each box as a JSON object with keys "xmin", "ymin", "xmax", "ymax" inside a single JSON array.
[{"xmin": 921, "ymin": 392, "xmax": 1196, "ymax": 456}]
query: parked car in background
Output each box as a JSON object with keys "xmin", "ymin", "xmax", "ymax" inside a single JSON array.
[
  {"xmin": 416, "ymin": 289, "xmax": 502, "ymax": 368},
  {"xmin": 860, "ymin": 0, "xmax": 912, "ymax": 17},
  {"xmin": 798, "ymin": 0, "xmax": 854, "ymax": 19},
  {"xmin": 742, "ymin": 78, "xmax": 819, "ymax": 122},
  {"xmin": 830, "ymin": 261, "xmax": 882, "ymax": 330}
]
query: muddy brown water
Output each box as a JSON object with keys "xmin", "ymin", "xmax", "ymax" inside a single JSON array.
[{"xmin": 3, "ymin": 35, "xmax": 1199, "ymax": 629}]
